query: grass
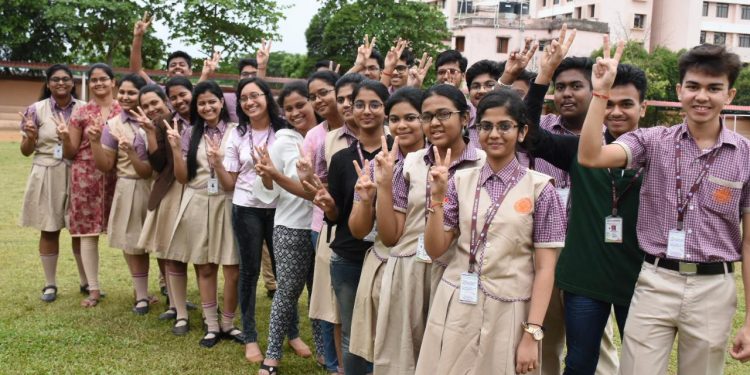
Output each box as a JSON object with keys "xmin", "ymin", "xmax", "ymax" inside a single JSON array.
[
  {"xmin": 0, "ymin": 140, "xmax": 326, "ymax": 374},
  {"xmin": 0, "ymin": 138, "xmax": 748, "ymax": 374}
]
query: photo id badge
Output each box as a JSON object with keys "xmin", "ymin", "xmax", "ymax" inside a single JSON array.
[
  {"xmin": 459, "ymin": 272, "xmax": 479, "ymax": 305},
  {"xmin": 556, "ymin": 188, "xmax": 570, "ymax": 205},
  {"xmin": 415, "ymin": 234, "xmax": 432, "ymax": 263},
  {"xmin": 666, "ymin": 229, "xmax": 686, "ymax": 259},
  {"xmin": 207, "ymin": 177, "xmax": 219, "ymax": 195},
  {"xmin": 53, "ymin": 143, "xmax": 63, "ymax": 160},
  {"xmin": 604, "ymin": 216, "xmax": 623, "ymax": 243}
]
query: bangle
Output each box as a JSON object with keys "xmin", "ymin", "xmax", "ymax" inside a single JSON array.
[
  {"xmin": 382, "ymin": 71, "xmax": 393, "ymax": 77},
  {"xmin": 592, "ymin": 91, "xmax": 610, "ymax": 100},
  {"xmin": 497, "ymin": 79, "xmax": 513, "ymax": 88}
]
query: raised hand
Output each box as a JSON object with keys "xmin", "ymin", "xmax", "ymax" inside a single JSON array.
[
  {"xmin": 112, "ymin": 126, "xmax": 134, "ymax": 154},
  {"xmin": 303, "ymin": 174, "xmax": 335, "ymax": 210},
  {"xmin": 295, "ymin": 143, "xmax": 314, "ymax": 184},
  {"xmin": 502, "ymin": 37, "xmax": 539, "ymax": 79},
  {"xmin": 19, "ymin": 112, "xmax": 37, "ymax": 140},
  {"xmin": 354, "ymin": 34, "xmax": 377, "ymax": 69},
  {"xmin": 537, "ymin": 23, "xmax": 577, "ymax": 80},
  {"xmin": 256, "ymin": 38, "xmax": 272, "ymax": 69},
  {"xmin": 592, "ymin": 35, "xmax": 624, "ymax": 94},
  {"xmin": 164, "ymin": 118, "xmax": 181, "ymax": 149},
  {"xmin": 328, "ymin": 60, "xmax": 340, "ymax": 74},
  {"xmin": 428, "ymin": 146, "xmax": 451, "ymax": 200},
  {"xmin": 52, "ymin": 112, "xmax": 69, "ymax": 141},
  {"xmin": 373, "ymin": 135, "xmax": 399, "ymax": 185},
  {"xmin": 86, "ymin": 114, "xmax": 105, "ymax": 144},
  {"xmin": 130, "ymin": 106, "xmax": 155, "ymax": 132},
  {"xmin": 407, "ymin": 52, "xmax": 433, "ymax": 88},
  {"xmin": 204, "ymin": 133, "xmax": 222, "ymax": 167},
  {"xmin": 201, "ymin": 51, "xmax": 221, "ymax": 77},
  {"xmin": 384, "ymin": 38, "xmax": 408, "ymax": 72},
  {"xmin": 253, "ymin": 144, "xmax": 278, "ymax": 179},
  {"xmin": 354, "ymin": 159, "xmax": 377, "ymax": 203},
  {"xmin": 133, "ymin": 11, "xmax": 153, "ymax": 37}
]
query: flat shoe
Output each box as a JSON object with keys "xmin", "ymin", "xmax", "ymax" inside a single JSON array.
[
  {"xmin": 186, "ymin": 301, "xmax": 198, "ymax": 310},
  {"xmin": 159, "ymin": 307, "xmax": 177, "ymax": 320},
  {"xmin": 40, "ymin": 285, "xmax": 57, "ymax": 303},
  {"xmin": 259, "ymin": 363, "xmax": 280, "ymax": 375},
  {"xmin": 220, "ymin": 327, "xmax": 247, "ymax": 344},
  {"xmin": 132, "ymin": 298, "xmax": 150, "ymax": 315},
  {"xmin": 172, "ymin": 318, "xmax": 189, "ymax": 336},
  {"xmin": 199, "ymin": 331, "xmax": 220, "ymax": 348}
]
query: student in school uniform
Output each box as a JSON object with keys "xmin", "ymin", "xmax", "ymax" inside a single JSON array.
[
  {"xmin": 19, "ymin": 64, "xmax": 87, "ymax": 302},
  {"xmin": 465, "ymin": 59, "xmax": 502, "ymax": 149},
  {"xmin": 417, "ymin": 89, "xmax": 566, "ymax": 375},
  {"xmin": 57, "ymin": 63, "xmax": 120, "ymax": 308},
  {"xmin": 165, "ymin": 81, "xmax": 241, "ymax": 348},
  {"xmin": 90, "ymin": 74, "xmax": 155, "ymax": 314},
  {"xmin": 578, "ymin": 40, "xmax": 750, "ymax": 375}
]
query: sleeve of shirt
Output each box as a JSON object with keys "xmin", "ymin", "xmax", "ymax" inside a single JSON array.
[
  {"xmin": 391, "ymin": 159, "xmax": 410, "ymax": 212},
  {"xmin": 180, "ymin": 126, "xmax": 193, "ymax": 159},
  {"xmin": 315, "ymin": 141, "xmax": 329, "ymax": 183},
  {"xmin": 442, "ymin": 177, "xmax": 459, "ymax": 231},
  {"xmin": 100, "ymin": 122, "xmax": 118, "ymax": 151},
  {"xmin": 612, "ymin": 128, "xmax": 651, "ymax": 170},
  {"xmin": 222, "ymin": 130, "xmax": 241, "ymax": 172},
  {"xmin": 740, "ymin": 177, "xmax": 750, "ymax": 213},
  {"xmin": 532, "ymin": 182, "xmax": 567, "ymax": 248},
  {"xmin": 133, "ymin": 130, "xmax": 149, "ymax": 160}
]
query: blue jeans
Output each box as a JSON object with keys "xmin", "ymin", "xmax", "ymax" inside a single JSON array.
[
  {"xmin": 330, "ymin": 254, "xmax": 371, "ymax": 374},
  {"xmin": 232, "ymin": 205, "xmax": 298, "ymax": 342},
  {"xmin": 563, "ymin": 291, "xmax": 629, "ymax": 375}
]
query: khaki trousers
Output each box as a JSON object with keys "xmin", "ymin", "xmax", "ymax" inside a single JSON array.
[
  {"xmin": 619, "ymin": 262, "xmax": 736, "ymax": 375},
  {"xmin": 261, "ymin": 242, "xmax": 277, "ymax": 291}
]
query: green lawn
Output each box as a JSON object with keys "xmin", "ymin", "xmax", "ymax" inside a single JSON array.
[{"xmin": 0, "ymin": 139, "xmax": 748, "ymax": 374}]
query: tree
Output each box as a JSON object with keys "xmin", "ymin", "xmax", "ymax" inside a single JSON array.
[
  {"xmin": 152, "ymin": 0, "xmax": 286, "ymax": 61},
  {"xmin": 733, "ymin": 67, "xmax": 750, "ymax": 106},
  {"xmin": 307, "ymin": 0, "xmax": 450, "ymax": 72}
]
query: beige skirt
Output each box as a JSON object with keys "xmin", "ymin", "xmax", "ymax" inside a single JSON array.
[
  {"xmin": 20, "ymin": 162, "xmax": 68, "ymax": 232},
  {"xmin": 373, "ymin": 255, "xmax": 432, "ymax": 374},
  {"xmin": 166, "ymin": 187, "xmax": 238, "ymax": 265},
  {"xmin": 415, "ymin": 281, "xmax": 540, "ymax": 375},
  {"xmin": 349, "ymin": 246, "xmax": 388, "ymax": 362},
  {"xmin": 309, "ymin": 223, "xmax": 340, "ymax": 324},
  {"xmin": 138, "ymin": 182, "xmax": 183, "ymax": 257},
  {"xmin": 107, "ymin": 177, "xmax": 151, "ymax": 254}
]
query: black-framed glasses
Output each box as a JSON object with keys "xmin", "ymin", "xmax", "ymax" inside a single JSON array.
[
  {"xmin": 477, "ymin": 121, "xmax": 520, "ymax": 134},
  {"xmin": 49, "ymin": 76, "xmax": 72, "ymax": 83},
  {"xmin": 470, "ymin": 81, "xmax": 497, "ymax": 91},
  {"xmin": 240, "ymin": 91, "xmax": 264, "ymax": 102},
  {"xmin": 420, "ymin": 110, "xmax": 461, "ymax": 123},
  {"xmin": 353, "ymin": 100, "xmax": 383, "ymax": 111},
  {"xmin": 309, "ymin": 88, "xmax": 334, "ymax": 102}
]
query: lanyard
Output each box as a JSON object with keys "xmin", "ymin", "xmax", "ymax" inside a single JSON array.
[
  {"xmin": 468, "ymin": 165, "xmax": 521, "ymax": 273},
  {"xmin": 608, "ymin": 167, "xmax": 643, "ymax": 216},
  {"xmin": 674, "ymin": 136, "xmax": 720, "ymax": 230},
  {"xmin": 248, "ymin": 127, "xmax": 271, "ymax": 150}
]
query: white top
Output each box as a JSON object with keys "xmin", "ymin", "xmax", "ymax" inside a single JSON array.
[
  {"xmin": 253, "ymin": 129, "xmax": 313, "ymax": 229},
  {"xmin": 223, "ymin": 125, "xmax": 277, "ymax": 208}
]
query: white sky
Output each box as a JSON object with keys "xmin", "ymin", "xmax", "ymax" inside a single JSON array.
[{"xmin": 154, "ymin": 1, "xmax": 321, "ymax": 57}]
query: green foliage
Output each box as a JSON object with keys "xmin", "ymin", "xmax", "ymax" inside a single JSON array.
[
  {"xmin": 733, "ymin": 67, "xmax": 750, "ymax": 106},
  {"xmin": 307, "ymin": 0, "xmax": 450, "ymax": 72}
]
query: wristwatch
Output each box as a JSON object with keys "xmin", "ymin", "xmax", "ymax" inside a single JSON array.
[{"xmin": 522, "ymin": 322, "xmax": 545, "ymax": 341}]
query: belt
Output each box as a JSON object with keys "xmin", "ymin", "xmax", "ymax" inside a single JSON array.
[{"xmin": 644, "ymin": 254, "xmax": 733, "ymax": 275}]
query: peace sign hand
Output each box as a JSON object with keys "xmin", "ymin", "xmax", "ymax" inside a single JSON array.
[
  {"xmin": 253, "ymin": 144, "xmax": 279, "ymax": 179},
  {"xmin": 164, "ymin": 118, "xmax": 181, "ymax": 149},
  {"xmin": 202, "ymin": 51, "xmax": 221, "ymax": 77},
  {"xmin": 502, "ymin": 37, "xmax": 539, "ymax": 80},
  {"xmin": 86, "ymin": 114, "xmax": 105, "ymax": 144},
  {"xmin": 295, "ymin": 143, "xmax": 315, "ymax": 185},
  {"xmin": 19, "ymin": 112, "xmax": 37, "ymax": 140},
  {"xmin": 52, "ymin": 112, "xmax": 70, "ymax": 141},
  {"xmin": 373, "ymin": 135, "xmax": 399, "ymax": 186},
  {"xmin": 256, "ymin": 38, "xmax": 272, "ymax": 69},
  {"xmin": 354, "ymin": 159, "xmax": 377, "ymax": 203},
  {"xmin": 303, "ymin": 174, "xmax": 335, "ymax": 210},
  {"xmin": 408, "ymin": 53, "xmax": 433, "ymax": 88},
  {"xmin": 130, "ymin": 106, "xmax": 155, "ymax": 132},
  {"xmin": 204, "ymin": 133, "xmax": 221, "ymax": 167},
  {"xmin": 592, "ymin": 35, "xmax": 624, "ymax": 94},
  {"xmin": 328, "ymin": 60, "xmax": 340, "ymax": 74},
  {"xmin": 384, "ymin": 38, "xmax": 408, "ymax": 72},
  {"xmin": 355, "ymin": 34, "xmax": 377, "ymax": 69},
  {"xmin": 538, "ymin": 23, "xmax": 577, "ymax": 79},
  {"xmin": 428, "ymin": 146, "xmax": 451, "ymax": 200},
  {"xmin": 112, "ymin": 126, "xmax": 134, "ymax": 155},
  {"xmin": 133, "ymin": 11, "xmax": 153, "ymax": 37}
]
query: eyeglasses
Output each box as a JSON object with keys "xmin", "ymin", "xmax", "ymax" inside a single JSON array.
[
  {"xmin": 49, "ymin": 77, "xmax": 72, "ymax": 83},
  {"xmin": 470, "ymin": 81, "xmax": 497, "ymax": 91},
  {"xmin": 240, "ymin": 71, "xmax": 258, "ymax": 78},
  {"xmin": 420, "ymin": 110, "xmax": 461, "ymax": 123},
  {"xmin": 89, "ymin": 77, "xmax": 111, "ymax": 84},
  {"xmin": 394, "ymin": 65, "xmax": 409, "ymax": 74},
  {"xmin": 240, "ymin": 92, "xmax": 264, "ymax": 102},
  {"xmin": 388, "ymin": 114, "xmax": 420, "ymax": 123},
  {"xmin": 353, "ymin": 100, "xmax": 383, "ymax": 111},
  {"xmin": 477, "ymin": 121, "xmax": 521, "ymax": 134},
  {"xmin": 437, "ymin": 68, "xmax": 460, "ymax": 76},
  {"xmin": 309, "ymin": 88, "xmax": 334, "ymax": 102}
]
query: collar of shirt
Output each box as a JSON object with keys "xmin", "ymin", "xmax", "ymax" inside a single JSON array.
[
  {"xmin": 205, "ymin": 121, "xmax": 227, "ymax": 138},
  {"xmin": 424, "ymin": 142, "xmax": 480, "ymax": 169},
  {"xmin": 121, "ymin": 110, "xmax": 137, "ymax": 124},
  {"xmin": 549, "ymin": 115, "xmax": 579, "ymax": 136},
  {"xmin": 479, "ymin": 158, "xmax": 522, "ymax": 186},
  {"xmin": 340, "ymin": 122, "xmax": 358, "ymax": 140},
  {"xmin": 676, "ymin": 120, "xmax": 738, "ymax": 150},
  {"xmin": 50, "ymin": 96, "xmax": 76, "ymax": 112},
  {"xmin": 604, "ymin": 129, "xmax": 616, "ymax": 145},
  {"xmin": 174, "ymin": 112, "xmax": 190, "ymax": 128}
]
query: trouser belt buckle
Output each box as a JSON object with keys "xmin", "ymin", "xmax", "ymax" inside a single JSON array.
[{"xmin": 678, "ymin": 261, "xmax": 698, "ymax": 275}]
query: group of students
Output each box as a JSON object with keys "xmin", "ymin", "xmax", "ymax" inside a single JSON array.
[{"xmin": 17, "ymin": 15, "xmax": 750, "ymax": 375}]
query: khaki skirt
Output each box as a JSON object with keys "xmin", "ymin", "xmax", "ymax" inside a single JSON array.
[
  {"xmin": 138, "ymin": 181, "xmax": 183, "ymax": 257},
  {"xmin": 108, "ymin": 177, "xmax": 151, "ymax": 254},
  {"xmin": 20, "ymin": 162, "xmax": 68, "ymax": 232},
  {"xmin": 349, "ymin": 246, "xmax": 388, "ymax": 362},
  {"xmin": 415, "ymin": 281, "xmax": 540, "ymax": 375},
  {"xmin": 309, "ymin": 223, "xmax": 340, "ymax": 324},
  {"xmin": 166, "ymin": 187, "xmax": 238, "ymax": 265}
]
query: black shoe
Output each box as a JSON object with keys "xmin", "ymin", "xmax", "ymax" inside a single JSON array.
[
  {"xmin": 40, "ymin": 285, "xmax": 57, "ymax": 302},
  {"xmin": 159, "ymin": 307, "xmax": 177, "ymax": 320},
  {"xmin": 220, "ymin": 327, "xmax": 247, "ymax": 344},
  {"xmin": 160, "ymin": 285, "xmax": 168, "ymax": 297},
  {"xmin": 199, "ymin": 331, "xmax": 220, "ymax": 348},
  {"xmin": 260, "ymin": 362, "xmax": 280, "ymax": 375},
  {"xmin": 266, "ymin": 289, "xmax": 276, "ymax": 299},
  {"xmin": 132, "ymin": 299, "xmax": 150, "ymax": 315},
  {"xmin": 172, "ymin": 318, "xmax": 190, "ymax": 336},
  {"xmin": 186, "ymin": 301, "xmax": 198, "ymax": 310}
]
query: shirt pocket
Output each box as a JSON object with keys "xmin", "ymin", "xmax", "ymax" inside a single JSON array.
[{"xmin": 702, "ymin": 176, "xmax": 743, "ymax": 218}]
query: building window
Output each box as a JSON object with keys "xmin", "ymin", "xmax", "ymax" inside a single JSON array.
[
  {"xmin": 543, "ymin": 0, "xmax": 547, "ymax": 6},
  {"xmin": 703, "ymin": 2, "xmax": 709, "ymax": 17},
  {"xmin": 575, "ymin": 7, "xmax": 581, "ymax": 18},
  {"xmin": 496, "ymin": 37, "xmax": 510, "ymax": 53},
  {"xmin": 714, "ymin": 32, "xmax": 726, "ymax": 45},
  {"xmin": 700, "ymin": 31, "xmax": 707, "ymax": 44},
  {"xmin": 455, "ymin": 36, "xmax": 465, "ymax": 52},
  {"xmin": 716, "ymin": 3, "xmax": 728, "ymax": 18},
  {"xmin": 538, "ymin": 40, "xmax": 548, "ymax": 51},
  {"xmin": 740, "ymin": 34, "xmax": 750, "ymax": 48},
  {"xmin": 589, "ymin": 4, "xmax": 595, "ymax": 17},
  {"xmin": 742, "ymin": 5, "xmax": 750, "ymax": 19},
  {"xmin": 634, "ymin": 14, "xmax": 646, "ymax": 28},
  {"xmin": 553, "ymin": 0, "xmax": 560, "ymax": 4}
]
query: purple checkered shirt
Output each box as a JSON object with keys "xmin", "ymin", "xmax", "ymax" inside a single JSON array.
[
  {"xmin": 443, "ymin": 159, "xmax": 567, "ymax": 244},
  {"xmin": 354, "ymin": 149, "xmax": 404, "ymax": 202},
  {"xmin": 314, "ymin": 123, "xmax": 358, "ymax": 183},
  {"xmin": 614, "ymin": 121, "xmax": 750, "ymax": 262},
  {"xmin": 20, "ymin": 96, "xmax": 78, "ymax": 130}
]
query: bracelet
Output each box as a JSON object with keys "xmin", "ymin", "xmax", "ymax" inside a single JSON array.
[
  {"xmin": 592, "ymin": 91, "xmax": 610, "ymax": 100},
  {"xmin": 382, "ymin": 71, "xmax": 393, "ymax": 77}
]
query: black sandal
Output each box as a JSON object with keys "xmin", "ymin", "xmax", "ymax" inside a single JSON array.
[
  {"xmin": 220, "ymin": 326, "xmax": 247, "ymax": 344},
  {"xmin": 159, "ymin": 307, "xmax": 177, "ymax": 320},
  {"xmin": 259, "ymin": 363, "xmax": 280, "ymax": 375},
  {"xmin": 40, "ymin": 285, "xmax": 57, "ymax": 302},
  {"xmin": 132, "ymin": 298, "xmax": 150, "ymax": 315},
  {"xmin": 199, "ymin": 331, "xmax": 220, "ymax": 348},
  {"xmin": 172, "ymin": 318, "xmax": 189, "ymax": 336}
]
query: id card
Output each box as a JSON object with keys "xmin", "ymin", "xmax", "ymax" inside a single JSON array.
[
  {"xmin": 666, "ymin": 229, "xmax": 686, "ymax": 259},
  {"xmin": 207, "ymin": 177, "xmax": 219, "ymax": 195},
  {"xmin": 556, "ymin": 188, "xmax": 570, "ymax": 205},
  {"xmin": 363, "ymin": 227, "xmax": 377, "ymax": 242},
  {"xmin": 415, "ymin": 234, "xmax": 432, "ymax": 263},
  {"xmin": 604, "ymin": 216, "xmax": 623, "ymax": 243},
  {"xmin": 53, "ymin": 144, "xmax": 63, "ymax": 160},
  {"xmin": 459, "ymin": 272, "xmax": 479, "ymax": 305}
]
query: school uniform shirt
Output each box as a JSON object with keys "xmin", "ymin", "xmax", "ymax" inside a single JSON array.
[
  {"xmin": 614, "ymin": 121, "xmax": 750, "ymax": 262},
  {"xmin": 222, "ymin": 125, "xmax": 276, "ymax": 208}
]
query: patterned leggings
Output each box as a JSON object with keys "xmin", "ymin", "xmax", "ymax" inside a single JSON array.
[{"xmin": 266, "ymin": 225, "xmax": 322, "ymax": 360}]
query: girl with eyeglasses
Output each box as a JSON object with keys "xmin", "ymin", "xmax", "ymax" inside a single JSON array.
[
  {"xmin": 19, "ymin": 64, "xmax": 87, "ymax": 303},
  {"xmin": 90, "ymin": 74, "xmax": 156, "ymax": 315},
  {"xmin": 56, "ymin": 63, "xmax": 119, "ymax": 308},
  {"xmin": 165, "ymin": 80, "xmax": 240, "ymax": 348},
  {"xmin": 416, "ymin": 90, "xmax": 565, "ymax": 375}
]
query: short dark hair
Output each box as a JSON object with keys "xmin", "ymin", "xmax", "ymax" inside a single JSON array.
[
  {"xmin": 678, "ymin": 43, "xmax": 742, "ymax": 87},
  {"xmin": 436, "ymin": 49, "xmax": 468, "ymax": 72},
  {"xmin": 237, "ymin": 58, "xmax": 258, "ymax": 74},
  {"xmin": 369, "ymin": 49, "xmax": 384, "ymax": 69},
  {"xmin": 308, "ymin": 70, "xmax": 340, "ymax": 87},
  {"xmin": 476, "ymin": 89, "xmax": 528, "ymax": 129},
  {"xmin": 385, "ymin": 86, "xmax": 423, "ymax": 115},
  {"xmin": 552, "ymin": 57, "xmax": 594, "ymax": 86},
  {"xmin": 164, "ymin": 76, "xmax": 193, "ymax": 97},
  {"xmin": 399, "ymin": 49, "xmax": 415, "ymax": 66},
  {"xmin": 335, "ymin": 73, "xmax": 366, "ymax": 96},
  {"xmin": 41, "ymin": 64, "xmax": 77, "ymax": 100},
  {"xmin": 167, "ymin": 51, "xmax": 193, "ymax": 69},
  {"xmin": 466, "ymin": 60, "xmax": 502, "ymax": 86},
  {"xmin": 613, "ymin": 64, "xmax": 648, "ymax": 102},
  {"xmin": 352, "ymin": 79, "xmax": 390, "ymax": 105},
  {"xmin": 314, "ymin": 60, "xmax": 334, "ymax": 70}
]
